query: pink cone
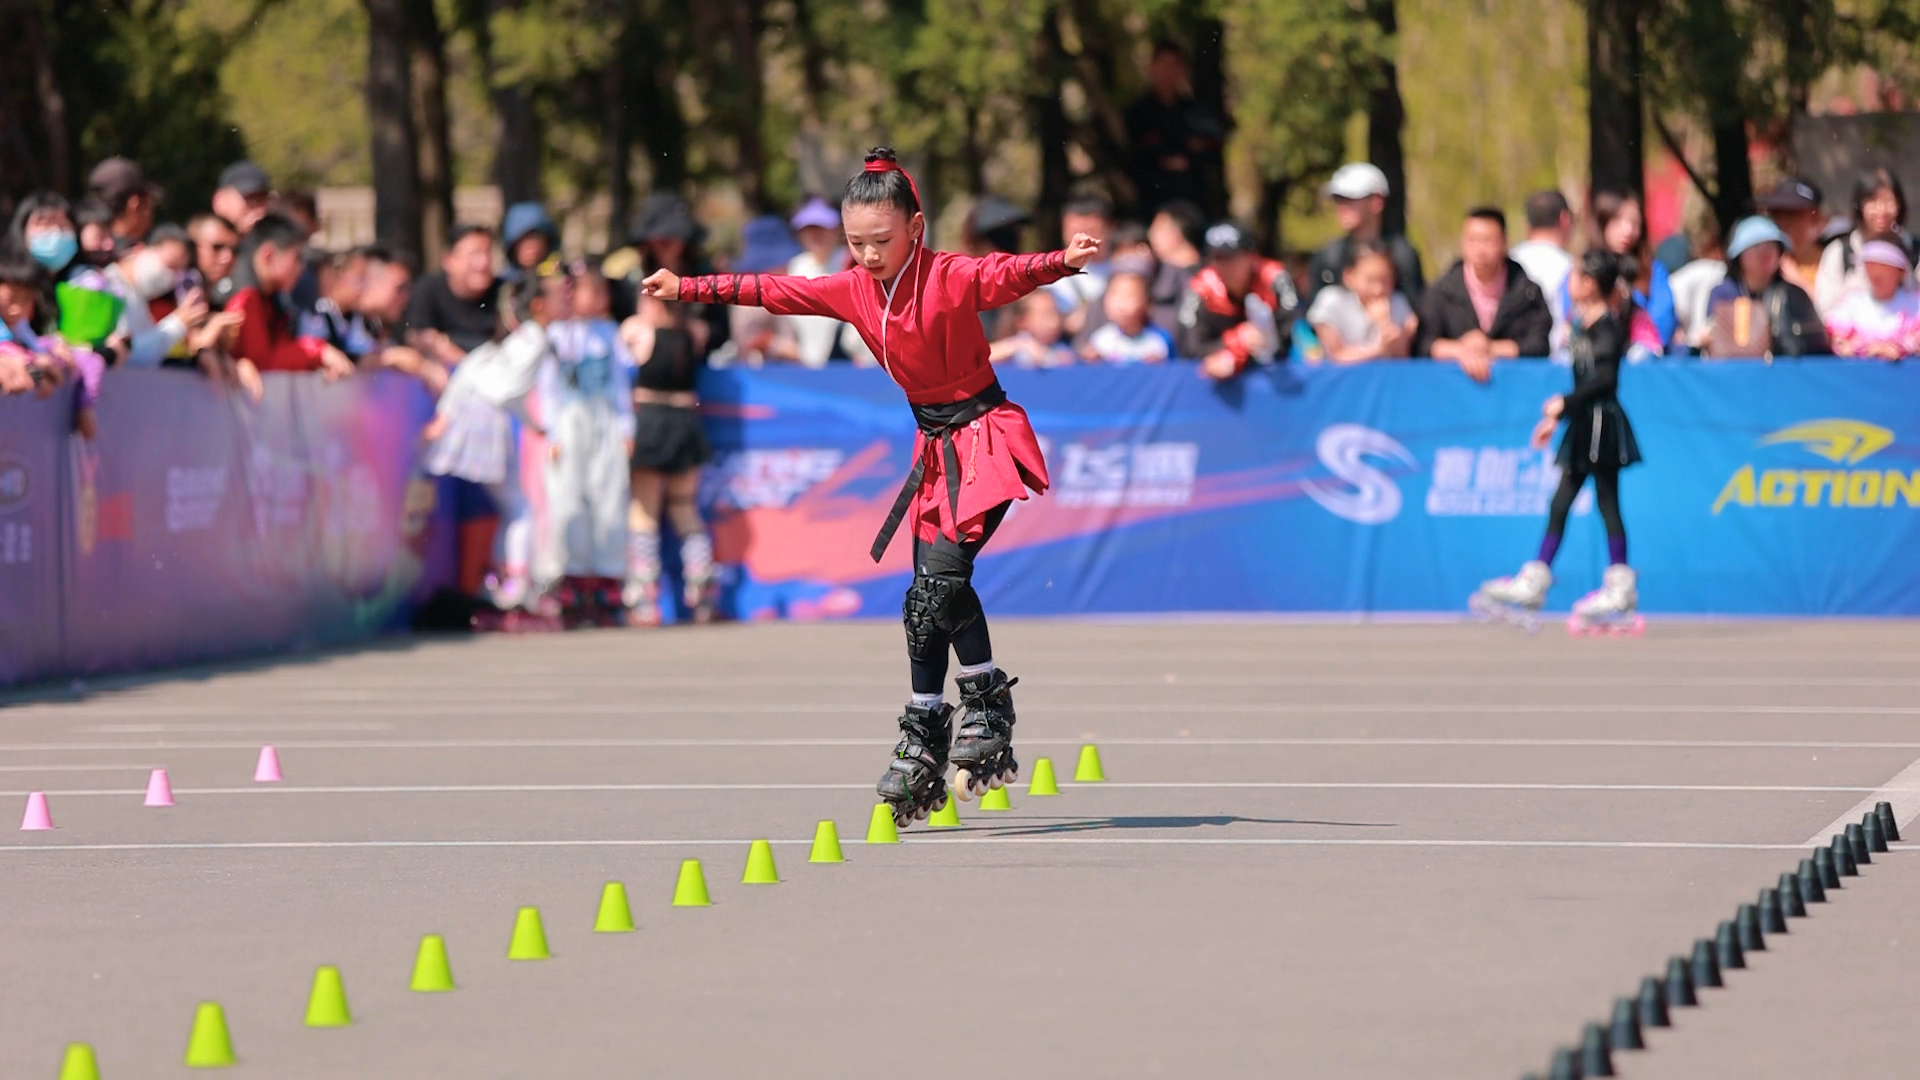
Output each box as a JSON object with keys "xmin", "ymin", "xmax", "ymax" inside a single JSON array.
[
  {"xmin": 253, "ymin": 745, "xmax": 282, "ymax": 783},
  {"xmin": 19, "ymin": 791, "xmax": 52, "ymax": 830},
  {"xmin": 144, "ymin": 768, "xmax": 175, "ymax": 807}
]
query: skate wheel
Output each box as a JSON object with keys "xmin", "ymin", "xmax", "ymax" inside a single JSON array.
[
  {"xmin": 1006, "ymin": 765, "xmax": 1019, "ymax": 785},
  {"xmin": 988, "ymin": 773, "xmax": 1004, "ymax": 790},
  {"xmin": 953, "ymin": 770, "xmax": 976, "ymax": 801},
  {"xmin": 914, "ymin": 805, "xmax": 929, "ymax": 821}
]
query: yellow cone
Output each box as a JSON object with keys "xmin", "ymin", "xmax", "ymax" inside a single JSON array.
[
  {"xmin": 808, "ymin": 820, "xmax": 844, "ymax": 863},
  {"xmin": 672, "ymin": 859, "xmax": 711, "ymax": 906},
  {"xmin": 980, "ymin": 785, "xmax": 1012, "ymax": 811},
  {"xmin": 410, "ymin": 933, "xmax": 455, "ymax": 991},
  {"xmin": 59, "ymin": 1043, "xmax": 100, "ymax": 1080},
  {"xmin": 507, "ymin": 906, "xmax": 550, "ymax": 960},
  {"xmin": 928, "ymin": 794, "xmax": 961, "ymax": 827},
  {"xmin": 866, "ymin": 802, "xmax": 900, "ymax": 843},
  {"xmin": 594, "ymin": 881, "xmax": 635, "ymax": 932},
  {"xmin": 1028, "ymin": 757, "xmax": 1060, "ymax": 795},
  {"xmin": 303, "ymin": 965, "xmax": 352, "ymax": 1028},
  {"xmin": 1074, "ymin": 743, "xmax": 1106, "ymax": 782},
  {"xmin": 183, "ymin": 1001, "xmax": 235, "ymax": 1068},
  {"xmin": 742, "ymin": 839, "xmax": 780, "ymax": 883}
]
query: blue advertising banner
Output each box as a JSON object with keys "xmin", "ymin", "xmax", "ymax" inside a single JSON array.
[{"xmin": 697, "ymin": 361, "xmax": 1920, "ymax": 619}]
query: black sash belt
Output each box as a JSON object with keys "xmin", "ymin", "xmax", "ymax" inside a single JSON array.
[{"xmin": 870, "ymin": 381, "xmax": 1008, "ymax": 563}]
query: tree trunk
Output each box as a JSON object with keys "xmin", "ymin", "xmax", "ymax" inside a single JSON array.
[
  {"xmin": 1586, "ymin": 0, "xmax": 1645, "ymax": 200},
  {"xmin": 1029, "ymin": 6, "xmax": 1073, "ymax": 244},
  {"xmin": 19, "ymin": 3, "xmax": 67, "ymax": 193},
  {"xmin": 1181, "ymin": 4, "xmax": 1230, "ymax": 221},
  {"xmin": 962, "ymin": 105, "xmax": 986, "ymax": 196},
  {"xmin": 724, "ymin": 0, "xmax": 768, "ymax": 212},
  {"xmin": 1366, "ymin": 0, "xmax": 1410, "ymax": 236},
  {"xmin": 407, "ymin": 0, "xmax": 453, "ymax": 262},
  {"xmin": 1256, "ymin": 177, "xmax": 1289, "ymax": 255},
  {"xmin": 486, "ymin": 0, "xmax": 542, "ymax": 206},
  {"xmin": 605, "ymin": 49, "xmax": 633, "ymax": 240},
  {"xmin": 1065, "ymin": 0, "xmax": 1139, "ymax": 214},
  {"xmin": 364, "ymin": 0, "xmax": 422, "ymax": 262}
]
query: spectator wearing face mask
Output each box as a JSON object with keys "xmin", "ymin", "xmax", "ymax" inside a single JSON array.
[
  {"xmin": 9, "ymin": 193, "xmax": 81, "ymax": 283},
  {"xmin": 98, "ymin": 224, "xmax": 229, "ymax": 367},
  {"xmin": 222, "ymin": 214, "xmax": 354, "ymax": 380},
  {"xmin": 87, "ymin": 157, "xmax": 160, "ymax": 250},
  {"xmin": 212, "ymin": 161, "xmax": 273, "ymax": 236}
]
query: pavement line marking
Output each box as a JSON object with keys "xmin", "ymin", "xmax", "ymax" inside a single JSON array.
[
  {"xmin": 81, "ymin": 722, "xmax": 395, "ymax": 734},
  {"xmin": 0, "ymin": 764, "xmax": 153, "ymax": 773},
  {"xmin": 0, "ymin": 838, "xmax": 1816, "ymax": 853},
  {"xmin": 12, "ymin": 703, "xmax": 1920, "ymax": 718},
  {"xmin": 0, "ymin": 781, "xmax": 1885, "ymax": 798},
  {"xmin": 1802, "ymin": 753, "xmax": 1920, "ymax": 846},
  {"xmin": 0, "ymin": 737, "xmax": 1915, "ymax": 753}
]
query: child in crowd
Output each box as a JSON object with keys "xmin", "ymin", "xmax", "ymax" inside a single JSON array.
[
  {"xmin": 1109, "ymin": 222, "xmax": 1154, "ymax": 267},
  {"xmin": 1824, "ymin": 235, "xmax": 1920, "ymax": 360},
  {"xmin": 989, "ymin": 291, "xmax": 1076, "ymax": 368},
  {"xmin": 0, "ymin": 252, "xmax": 103, "ymax": 436},
  {"xmin": 221, "ymin": 214, "xmax": 354, "ymax": 381},
  {"xmin": 1083, "ymin": 266, "xmax": 1173, "ymax": 364},
  {"xmin": 1304, "ymin": 238, "xmax": 1416, "ymax": 363},
  {"xmin": 422, "ymin": 272, "xmax": 570, "ymax": 613},
  {"xmin": 540, "ymin": 263, "xmax": 636, "ymax": 610},
  {"xmin": 620, "ymin": 293, "xmax": 718, "ymax": 624}
]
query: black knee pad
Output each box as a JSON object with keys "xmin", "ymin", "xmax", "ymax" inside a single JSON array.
[{"xmin": 902, "ymin": 567, "xmax": 981, "ymax": 660}]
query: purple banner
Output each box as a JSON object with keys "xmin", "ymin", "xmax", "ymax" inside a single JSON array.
[{"xmin": 0, "ymin": 385, "xmax": 71, "ymax": 686}]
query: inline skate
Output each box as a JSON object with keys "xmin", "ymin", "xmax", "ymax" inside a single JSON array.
[
  {"xmin": 877, "ymin": 703, "xmax": 954, "ymax": 827},
  {"xmin": 1469, "ymin": 560, "xmax": 1552, "ymax": 632},
  {"xmin": 951, "ymin": 669, "xmax": 1019, "ymax": 800},
  {"xmin": 1568, "ymin": 565, "xmax": 1644, "ymax": 636}
]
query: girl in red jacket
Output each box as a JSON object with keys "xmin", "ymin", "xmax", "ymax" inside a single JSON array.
[{"xmin": 642, "ymin": 147, "xmax": 1100, "ymax": 826}]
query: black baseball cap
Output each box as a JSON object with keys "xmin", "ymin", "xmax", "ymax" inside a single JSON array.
[
  {"xmin": 1754, "ymin": 178, "xmax": 1823, "ymax": 213},
  {"xmin": 1203, "ymin": 220, "xmax": 1256, "ymax": 258},
  {"xmin": 217, "ymin": 161, "xmax": 271, "ymax": 197},
  {"xmin": 87, "ymin": 157, "xmax": 160, "ymax": 205}
]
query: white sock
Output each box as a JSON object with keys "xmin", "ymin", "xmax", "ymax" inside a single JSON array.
[
  {"xmin": 957, "ymin": 659, "xmax": 995, "ymax": 678},
  {"xmin": 910, "ymin": 692, "xmax": 945, "ymax": 710}
]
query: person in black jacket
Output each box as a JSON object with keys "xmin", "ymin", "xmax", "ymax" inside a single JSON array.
[
  {"xmin": 1471, "ymin": 249, "xmax": 1642, "ymax": 632},
  {"xmin": 1703, "ymin": 216, "xmax": 1830, "ymax": 359},
  {"xmin": 1415, "ymin": 206, "xmax": 1553, "ymax": 380}
]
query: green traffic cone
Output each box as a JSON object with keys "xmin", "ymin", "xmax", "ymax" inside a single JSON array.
[
  {"xmin": 742, "ymin": 839, "xmax": 780, "ymax": 884},
  {"xmin": 409, "ymin": 933, "xmax": 455, "ymax": 991},
  {"xmin": 1074, "ymin": 743, "xmax": 1106, "ymax": 782},
  {"xmin": 672, "ymin": 859, "xmax": 711, "ymax": 906},
  {"xmin": 980, "ymin": 785, "xmax": 1012, "ymax": 811},
  {"xmin": 507, "ymin": 906, "xmax": 550, "ymax": 959},
  {"xmin": 866, "ymin": 803, "xmax": 900, "ymax": 843},
  {"xmin": 59, "ymin": 1042, "xmax": 100, "ymax": 1080},
  {"xmin": 594, "ymin": 881, "xmax": 635, "ymax": 932},
  {"xmin": 183, "ymin": 1001, "xmax": 235, "ymax": 1068},
  {"xmin": 808, "ymin": 820, "xmax": 844, "ymax": 863},
  {"xmin": 1028, "ymin": 757, "xmax": 1060, "ymax": 795},
  {"xmin": 928, "ymin": 794, "xmax": 961, "ymax": 827},
  {"xmin": 303, "ymin": 965, "xmax": 352, "ymax": 1028}
]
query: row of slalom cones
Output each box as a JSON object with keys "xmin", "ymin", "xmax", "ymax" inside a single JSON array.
[
  {"xmin": 20, "ymin": 746, "xmax": 284, "ymax": 830},
  {"xmin": 49, "ymin": 744, "xmax": 1110, "ymax": 1071}
]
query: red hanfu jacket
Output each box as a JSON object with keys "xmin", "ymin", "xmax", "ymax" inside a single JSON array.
[{"xmin": 679, "ymin": 247, "xmax": 1077, "ymax": 551}]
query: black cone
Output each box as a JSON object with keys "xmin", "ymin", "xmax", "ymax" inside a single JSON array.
[
  {"xmin": 1716, "ymin": 920, "xmax": 1746, "ymax": 969},
  {"xmin": 1580, "ymin": 1023, "xmax": 1614, "ymax": 1076},
  {"xmin": 1799, "ymin": 859, "xmax": 1828, "ymax": 902},
  {"xmin": 1610, "ymin": 997, "xmax": 1644, "ymax": 1051},
  {"xmin": 1864, "ymin": 814, "xmax": 1888, "ymax": 853},
  {"xmin": 1549, "ymin": 1046, "xmax": 1581, "ymax": 1080},
  {"xmin": 1847, "ymin": 823, "xmax": 1871, "ymax": 865},
  {"xmin": 1875, "ymin": 801, "xmax": 1899, "ymax": 842},
  {"xmin": 1665, "ymin": 956, "xmax": 1697, "ymax": 1005},
  {"xmin": 1832, "ymin": 834, "xmax": 1858, "ymax": 876},
  {"xmin": 1736, "ymin": 904, "xmax": 1766, "ymax": 951},
  {"xmin": 1691, "ymin": 939, "xmax": 1723, "ymax": 987},
  {"xmin": 1814, "ymin": 847, "xmax": 1841, "ymax": 888},
  {"xmin": 1758, "ymin": 888, "xmax": 1789, "ymax": 932},
  {"xmin": 1777, "ymin": 873, "xmax": 1808, "ymax": 916},
  {"xmin": 1638, "ymin": 976, "xmax": 1670, "ymax": 1027}
]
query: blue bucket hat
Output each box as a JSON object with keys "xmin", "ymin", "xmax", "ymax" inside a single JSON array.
[{"xmin": 1726, "ymin": 215, "xmax": 1790, "ymax": 260}]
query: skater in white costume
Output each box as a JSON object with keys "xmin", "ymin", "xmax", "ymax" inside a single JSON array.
[
  {"xmin": 1472, "ymin": 249, "xmax": 1644, "ymax": 635},
  {"xmin": 540, "ymin": 263, "xmax": 635, "ymax": 613}
]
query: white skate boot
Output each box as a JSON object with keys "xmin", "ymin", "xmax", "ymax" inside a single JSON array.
[
  {"xmin": 1568, "ymin": 564, "xmax": 1644, "ymax": 637},
  {"xmin": 1469, "ymin": 560, "xmax": 1552, "ymax": 631}
]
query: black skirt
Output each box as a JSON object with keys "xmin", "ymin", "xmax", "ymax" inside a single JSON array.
[
  {"xmin": 629, "ymin": 403, "xmax": 712, "ymax": 474},
  {"xmin": 1556, "ymin": 399, "xmax": 1642, "ymax": 473}
]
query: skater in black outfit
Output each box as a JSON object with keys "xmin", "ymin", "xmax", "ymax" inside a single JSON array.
[{"xmin": 1473, "ymin": 249, "xmax": 1643, "ymax": 633}]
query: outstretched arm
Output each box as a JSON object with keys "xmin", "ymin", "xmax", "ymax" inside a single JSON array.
[
  {"xmin": 641, "ymin": 268, "xmax": 846, "ymax": 319},
  {"xmin": 967, "ymin": 233, "xmax": 1104, "ymax": 310}
]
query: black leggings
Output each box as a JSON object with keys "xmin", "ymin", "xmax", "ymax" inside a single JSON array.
[
  {"xmin": 1548, "ymin": 467, "xmax": 1624, "ymax": 538},
  {"xmin": 907, "ymin": 502, "xmax": 1010, "ymax": 694}
]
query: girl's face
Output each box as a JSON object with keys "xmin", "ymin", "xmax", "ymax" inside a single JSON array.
[
  {"xmin": 79, "ymin": 222, "xmax": 115, "ymax": 256},
  {"xmin": 1018, "ymin": 293, "xmax": 1063, "ymax": 344},
  {"xmin": 1567, "ymin": 267, "xmax": 1598, "ymax": 305},
  {"xmin": 0, "ymin": 284, "xmax": 35, "ymax": 328},
  {"xmin": 571, "ymin": 272, "xmax": 610, "ymax": 318},
  {"xmin": 1739, "ymin": 243, "xmax": 1783, "ymax": 288},
  {"xmin": 1342, "ymin": 253, "xmax": 1395, "ymax": 303},
  {"xmin": 1603, "ymin": 199, "xmax": 1644, "ymax": 253},
  {"xmin": 25, "ymin": 208, "xmax": 74, "ymax": 241},
  {"xmin": 1865, "ymin": 260, "xmax": 1905, "ymax": 301},
  {"xmin": 1861, "ymin": 188, "xmax": 1901, "ymax": 236},
  {"xmin": 841, "ymin": 203, "xmax": 924, "ymax": 283}
]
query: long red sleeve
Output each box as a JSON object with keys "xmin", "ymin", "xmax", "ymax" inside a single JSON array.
[
  {"xmin": 960, "ymin": 250, "xmax": 1077, "ymax": 310},
  {"xmin": 677, "ymin": 271, "xmax": 851, "ymax": 318},
  {"xmin": 226, "ymin": 287, "xmax": 326, "ymax": 372}
]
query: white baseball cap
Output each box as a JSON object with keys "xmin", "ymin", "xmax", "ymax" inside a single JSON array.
[{"xmin": 1325, "ymin": 163, "xmax": 1390, "ymax": 201}]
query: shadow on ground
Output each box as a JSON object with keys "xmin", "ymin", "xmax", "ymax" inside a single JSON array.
[{"xmin": 924, "ymin": 814, "xmax": 1398, "ymax": 837}]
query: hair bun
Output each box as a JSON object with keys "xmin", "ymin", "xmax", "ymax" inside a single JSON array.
[{"xmin": 864, "ymin": 146, "xmax": 898, "ymax": 164}]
